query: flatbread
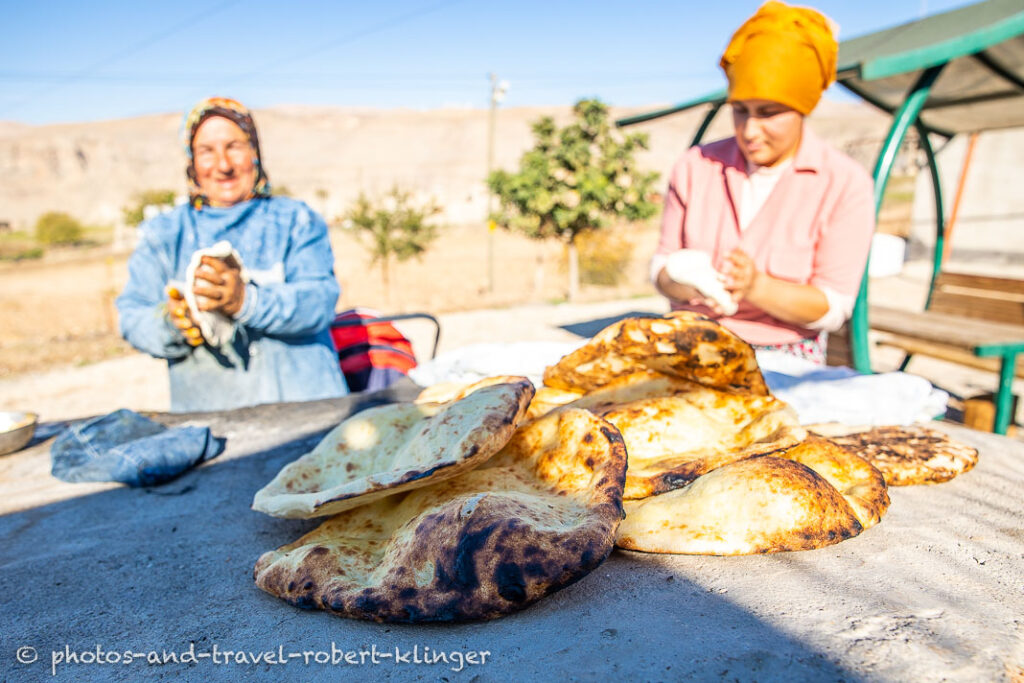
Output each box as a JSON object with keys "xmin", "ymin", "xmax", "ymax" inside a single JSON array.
[
  {"xmin": 525, "ymin": 385, "xmax": 586, "ymax": 420},
  {"xmin": 253, "ymin": 408, "xmax": 627, "ymax": 622},
  {"xmin": 415, "ymin": 375, "xmax": 528, "ymax": 405},
  {"xmin": 542, "ymin": 312, "xmax": 768, "ymax": 396},
  {"xmin": 564, "ymin": 368, "xmax": 744, "ymax": 413},
  {"xmin": 821, "ymin": 425, "xmax": 979, "ymax": 486},
  {"xmin": 775, "ymin": 435, "xmax": 889, "ymax": 529},
  {"xmin": 252, "ymin": 377, "xmax": 534, "ymax": 518},
  {"xmin": 615, "ymin": 456, "xmax": 863, "ymax": 555},
  {"xmin": 577, "ymin": 373, "xmax": 802, "ymax": 499}
]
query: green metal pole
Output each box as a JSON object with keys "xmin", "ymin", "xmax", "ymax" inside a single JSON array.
[
  {"xmin": 897, "ymin": 122, "xmax": 947, "ymax": 373},
  {"xmin": 690, "ymin": 102, "xmax": 723, "ymax": 148},
  {"xmin": 850, "ymin": 64, "xmax": 946, "ymax": 374},
  {"xmin": 993, "ymin": 353, "xmax": 1018, "ymax": 435},
  {"xmin": 917, "ymin": 122, "xmax": 946, "ymax": 310}
]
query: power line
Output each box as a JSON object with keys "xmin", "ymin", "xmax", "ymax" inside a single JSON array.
[
  {"xmin": 0, "ymin": 69, "xmax": 711, "ymax": 84},
  {"xmin": 0, "ymin": 0, "xmax": 241, "ymax": 117},
  {"xmin": 226, "ymin": 0, "xmax": 469, "ymax": 86}
]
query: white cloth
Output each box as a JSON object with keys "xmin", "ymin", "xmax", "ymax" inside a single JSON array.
[
  {"xmin": 179, "ymin": 240, "xmax": 249, "ymax": 348},
  {"xmin": 756, "ymin": 350, "xmax": 949, "ymax": 425},
  {"xmin": 408, "ymin": 341, "xmax": 585, "ymax": 390}
]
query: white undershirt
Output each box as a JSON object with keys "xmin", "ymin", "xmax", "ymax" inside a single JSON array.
[{"xmin": 739, "ymin": 158, "xmax": 790, "ymax": 231}]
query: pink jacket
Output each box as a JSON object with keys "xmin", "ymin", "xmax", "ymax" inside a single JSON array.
[{"xmin": 654, "ymin": 128, "xmax": 875, "ymax": 346}]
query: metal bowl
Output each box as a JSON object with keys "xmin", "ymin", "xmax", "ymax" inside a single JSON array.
[{"xmin": 0, "ymin": 411, "xmax": 38, "ymax": 456}]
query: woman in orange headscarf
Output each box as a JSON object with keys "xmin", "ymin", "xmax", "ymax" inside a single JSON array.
[{"xmin": 652, "ymin": 2, "xmax": 875, "ymax": 364}]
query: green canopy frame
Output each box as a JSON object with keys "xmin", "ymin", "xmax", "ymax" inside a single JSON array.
[{"xmin": 617, "ymin": 0, "xmax": 1024, "ymax": 432}]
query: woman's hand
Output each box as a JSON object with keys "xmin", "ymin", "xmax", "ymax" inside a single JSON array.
[
  {"xmin": 720, "ymin": 248, "xmax": 831, "ymax": 325},
  {"xmin": 721, "ymin": 248, "xmax": 762, "ymax": 302},
  {"xmin": 656, "ymin": 266, "xmax": 731, "ymax": 315},
  {"xmin": 192, "ymin": 256, "xmax": 246, "ymax": 317},
  {"xmin": 166, "ymin": 286, "xmax": 204, "ymax": 347}
]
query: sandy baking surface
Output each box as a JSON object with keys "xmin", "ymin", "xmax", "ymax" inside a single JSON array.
[
  {"xmin": 1, "ymin": 391, "xmax": 1021, "ymax": 682},
  {"xmin": 2, "ymin": 268, "xmax": 1023, "ymax": 681}
]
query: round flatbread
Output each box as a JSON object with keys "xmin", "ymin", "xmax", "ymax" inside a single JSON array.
[
  {"xmin": 576, "ymin": 372, "xmax": 802, "ymax": 499},
  {"xmin": 542, "ymin": 312, "xmax": 768, "ymax": 396},
  {"xmin": 776, "ymin": 435, "xmax": 889, "ymax": 529},
  {"xmin": 252, "ymin": 377, "xmax": 534, "ymax": 518},
  {"xmin": 415, "ymin": 375, "xmax": 529, "ymax": 405},
  {"xmin": 253, "ymin": 408, "xmax": 627, "ymax": 622},
  {"xmin": 524, "ymin": 385, "xmax": 586, "ymax": 420},
  {"xmin": 817, "ymin": 424, "xmax": 979, "ymax": 486},
  {"xmin": 616, "ymin": 456, "xmax": 863, "ymax": 555}
]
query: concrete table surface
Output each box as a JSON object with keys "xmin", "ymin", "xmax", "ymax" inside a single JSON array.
[{"xmin": 2, "ymin": 385, "xmax": 1022, "ymax": 682}]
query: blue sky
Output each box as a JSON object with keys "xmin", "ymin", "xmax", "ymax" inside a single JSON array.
[{"xmin": 1, "ymin": 0, "xmax": 977, "ymax": 125}]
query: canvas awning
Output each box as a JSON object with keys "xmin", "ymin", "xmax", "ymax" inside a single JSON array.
[{"xmin": 617, "ymin": 0, "xmax": 1024, "ymax": 137}]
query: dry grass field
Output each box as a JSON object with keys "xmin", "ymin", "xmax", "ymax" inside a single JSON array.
[{"xmin": 0, "ymin": 219, "xmax": 660, "ymax": 378}]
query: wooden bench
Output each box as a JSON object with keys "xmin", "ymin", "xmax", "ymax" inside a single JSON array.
[{"xmin": 869, "ymin": 272, "xmax": 1024, "ymax": 434}]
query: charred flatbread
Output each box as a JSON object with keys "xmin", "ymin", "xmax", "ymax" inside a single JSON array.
[
  {"xmin": 542, "ymin": 312, "xmax": 768, "ymax": 396},
  {"xmin": 775, "ymin": 435, "xmax": 889, "ymax": 529},
  {"xmin": 415, "ymin": 375, "xmax": 528, "ymax": 405},
  {"xmin": 820, "ymin": 424, "xmax": 979, "ymax": 486},
  {"xmin": 524, "ymin": 385, "xmax": 586, "ymax": 420},
  {"xmin": 616, "ymin": 456, "xmax": 863, "ymax": 555},
  {"xmin": 252, "ymin": 377, "xmax": 534, "ymax": 518},
  {"xmin": 571, "ymin": 372, "xmax": 802, "ymax": 499},
  {"xmin": 253, "ymin": 408, "xmax": 627, "ymax": 622}
]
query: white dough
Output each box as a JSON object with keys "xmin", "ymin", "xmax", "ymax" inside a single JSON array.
[{"xmin": 665, "ymin": 249, "xmax": 738, "ymax": 315}]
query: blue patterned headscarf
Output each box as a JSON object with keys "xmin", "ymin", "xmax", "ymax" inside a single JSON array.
[{"xmin": 182, "ymin": 97, "xmax": 272, "ymax": 209}]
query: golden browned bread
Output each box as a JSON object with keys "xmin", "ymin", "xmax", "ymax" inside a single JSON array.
[
  {"xmin": 616, "ymin": 456, "xmax": 863, "ymax": 555},
  {"xmin": 252, "ymin": 377, "xmax": 534, "ymax": 518},
  {"xmin": 254, "ymin": 408, "xmax": 627, "ymax": 622},
  {"xmin": 542, "ymin": 312, "xmax": 768, "ymax": 396},
  {"xmin": 820, "ymin": 424, "xmax": 979, "ymax": 486},
  {"xmin": 776, "ymin": 435, "xmax": 890, "ymax": 529},
  {"xmin": 569, "ymin": 371, "xmax": 802, "ymax": 499}
]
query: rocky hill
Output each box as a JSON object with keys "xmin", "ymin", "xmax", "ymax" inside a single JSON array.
[{"xmin": 0, "ymin": 100, "xmax": 891, "ymax": 231}]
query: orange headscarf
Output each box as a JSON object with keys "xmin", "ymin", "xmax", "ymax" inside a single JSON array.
[{"xmin": 720, "ymin": 1, "xmax": 838, "ymax": 115}]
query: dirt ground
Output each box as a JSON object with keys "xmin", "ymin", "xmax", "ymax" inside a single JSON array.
[
  {"xmin": 2, "ymin": 217, "xmax": 1022, "ymax": 433},
  {"xmin": 0, "ymin": 219, "xmax": 657, "ymax": 379}
]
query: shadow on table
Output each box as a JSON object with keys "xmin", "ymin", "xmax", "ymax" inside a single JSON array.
[
  {"xmin": 559, "ymin": 311, "xmax": 664, "ymax": 339},
  {"xmin": 0, "ymin": 382, "xmax": 858, "ymax": 682}
]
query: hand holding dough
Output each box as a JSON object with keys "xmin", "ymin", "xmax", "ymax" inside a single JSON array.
[
  {"xmin": 181, "ymin": 240, "xmax": 249, "ymax": 348},
  {"xmin": 665, "ymin": 250, "xmax": 738, "ymax": 315},
  {"xmin": 166, "ymin": 286, "xmax": 204, "ymax": 347}
]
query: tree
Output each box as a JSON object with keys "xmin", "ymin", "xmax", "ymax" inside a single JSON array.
[
  {"xmin": 34, "ymin": 211, "xmax": 83, "ymax": 245},
  {"xmin": 487, "ymin": 98, "xmax": 660, "ymax": 301},
  {"xmin": 122, "ymin": 189, "xmax": 177, "ymax": 227},
  {"xmin": 344, "ymin": 186, "xmax": 442, "ymax": 300}
]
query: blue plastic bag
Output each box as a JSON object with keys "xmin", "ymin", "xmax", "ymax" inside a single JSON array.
[{"xmin": 51, "ymin": 409, "xmax": 226, "ymax": 487}]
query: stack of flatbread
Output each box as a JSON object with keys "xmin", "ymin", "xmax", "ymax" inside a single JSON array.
[
  {"xmin": 252, "ymin": 377, "xmax": 628, "ymax": 623},
  {"xmin": 251, "ymin": 311, "xmax": 979, "ymax": 621},
  {"xmin": 527, "ymin": 312, "xmax": 894, "ymax": 555}
]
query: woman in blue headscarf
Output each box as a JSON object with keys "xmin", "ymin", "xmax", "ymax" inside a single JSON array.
[{"xmin": 116, "ymin": 97, "xmax": 348, "ymax": 412}]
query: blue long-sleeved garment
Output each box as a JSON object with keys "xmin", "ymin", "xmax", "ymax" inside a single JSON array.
[{"xmin": 116, "ymin": 196, "xmax": 348, "ymax": 412}]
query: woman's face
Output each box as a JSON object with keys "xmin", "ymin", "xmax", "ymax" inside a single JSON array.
[
  {"xmin": 731, "ymin": 99, "xmax": 804, "ymax": 167},
  {"xmin": 191, "ymin": 116, "xmax": 257, "ymax": 207}
]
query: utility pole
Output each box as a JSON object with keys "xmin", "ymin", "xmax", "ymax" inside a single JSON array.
[{"xmin": 486, "ymin": 73, "xmax": 508, "ymax": 293}]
